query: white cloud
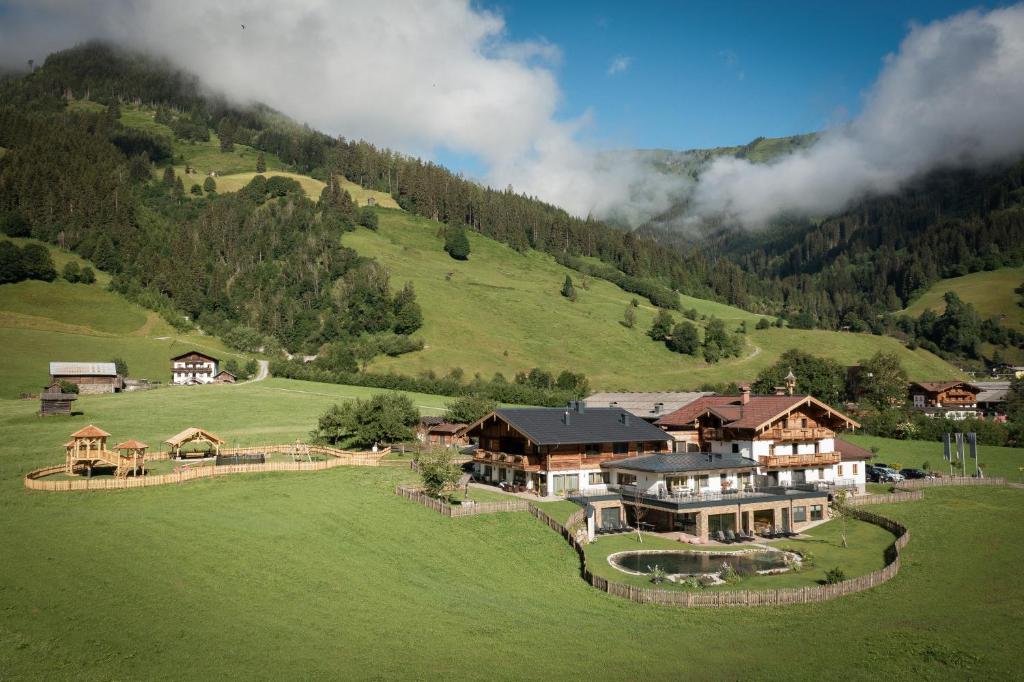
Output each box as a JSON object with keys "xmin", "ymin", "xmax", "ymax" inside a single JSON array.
[
  {"xmin": 607, "ymin": 55, "xmax": 632, "ymax": 75},
  {"xmin": 692, "ymin": 5, "xmax": 1024, "ymax": 227},
  {"xmin": 0, "ymin": 0, "xmax": 677, "ymax": 222}
]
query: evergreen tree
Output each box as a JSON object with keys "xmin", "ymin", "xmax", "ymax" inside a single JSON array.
[
  {"xmin": 358, "ymin": 207, "xmax": 378, "ymax": 230},
  {"xmin": 203, "ymin": 176, "xmax": 216, "ymax": 193},
  {"xmin": 174, "ymin": 176, "xmax": 185, "ymax": 196},
  {"xmin": 110, "ymin": 357, "xmax": 129, "ymax": 376},
  {"xmin": 161, "ymin": 165, "xmax": 176, "ymax": 187},
  {"xmin": 0, "ymin": 241, "xmax": 25, "ymax": 283},
  {"xmin": 89, "ymin": 234, "xmax": 118, "ymax": 272},
  {"xmin": 392, "ymin": 282, "xmax": 423, "ymax": 334},
  {"xmin": 756, "ymin": 317, "xmax": 771, "ymax": 330},
  {"xmin": 190, "ymin": 183, "xmax": 203, "ymax": 196},
  {"xmin": 668, "ymin": 321, "xmax": 700, "ymax": 354},
  {"xmin": 561, "ymin": 275, "xmax": 577, "ymax": 301},
  {"xmin": 648, "ymin": 308, "xmax": 674, "ymax": 340},
  {"xmin": 255, "ymin": 152, "xmax": 266, "ymax": 173},
  {"xmin": 20, "ymin": 243, "xmax": 56, "ymax": 281},
  {"xmin": 444, "ymin": 226, "xmax": 470, "ymax": 260},
  {"xmin": 62, "ymin": 260, "xmax": 81, "ymax": 283},
  {"xmin": 622, "ymin": 304, "xmax": 636, "ymax": 328},
  {"xmin": 217, "ymin": 118, "xmax": 235, "ymax": 152}
]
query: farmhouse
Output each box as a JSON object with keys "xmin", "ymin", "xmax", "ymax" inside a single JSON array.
[
  {"xmin": 908, "ymin": 381, "xmax": 980, "ymax": 420},
  {"xmin": 416, "ymin": 417, "xmax": 467, "ymax": 447},
  {"xmin": 583, "ymin": 391, "xmax": 713, "ymax": 421},
  {"xmin": 654, "ymin": 386, "xmax": 866, "ymax": 493},
  {"xmin": 213, "ymin": 370, "xmax": 237, "ymax": 384},
  {"xmin": 467, "ymin": 402, "xmax": 671, "ymax": 494},
  {"xmin": 171, "ymin": 351, "xmax": 219, "ymax": 385},
  {"xmin": 49, "ymin": 362, "xmax": 122, "ymax": 394}
]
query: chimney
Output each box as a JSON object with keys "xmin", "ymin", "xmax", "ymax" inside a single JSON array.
[
  {"xmin": 562, "ymin": 410, "xmax": 570, "ymax": 425},
  {"xmin": 618, "ymin": 412, "xmax": 630, "ymax": 426},
  {"xmin": 773, "ymin": 386, "xmax": 787, "ymax": 396},
  {"xmin": 740, "ymin": 384, "xmax": 751, "ymax": 405}
]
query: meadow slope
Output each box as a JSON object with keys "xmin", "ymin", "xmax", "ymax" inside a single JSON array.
[
  {"xmin": 0, "ymin": 383, "xmax": 1022, "ymax": 680},
  {"xmin": 348, "ymin": 210, "xmax": 961, "ymax": 389},
  {"xmin": 903, "ymin": 265, "xmax": 1024, "ymax": 330}
]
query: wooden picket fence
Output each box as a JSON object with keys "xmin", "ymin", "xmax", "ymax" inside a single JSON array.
[
  {"xmin": 847, "ymin": 490, "xmax": 923, "ymax": 506},
  {"xmin": 24, "ymin": 445, "xmax": 385, "ymax": 492},
  {"xmin": 395, "ymin": 485, "xmax": 532, "ymax": 516},
  {"xmin": 897, "ymin": 476, "xmax": 1006, "ymax": 490}
]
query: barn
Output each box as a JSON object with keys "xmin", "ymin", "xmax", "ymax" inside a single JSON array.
[
  {"xmin": 49, "ymin": 362, "xmax": 123, "ymax": 394},
  {"xmin": 39, "ymin": 382, "xmax": 78, "ymax": 416}
]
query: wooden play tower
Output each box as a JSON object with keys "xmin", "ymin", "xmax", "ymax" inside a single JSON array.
[{"xmin": 64, "ymin": 425, "xmax": 146, "ymax": 477}]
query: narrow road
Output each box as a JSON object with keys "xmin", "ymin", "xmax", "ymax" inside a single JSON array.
[{"xmin": 241, "ymin": 360, "xmax": 270, "ymax": 384}]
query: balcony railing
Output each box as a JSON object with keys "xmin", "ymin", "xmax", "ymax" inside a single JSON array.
[
  {"xmin": 759, "ymin": 452, "xmax": 841, "ymax": 468},
  {"xmin": 763, "ymin": 427, "xmax": 834, "ymax": 441},
  {"xmin": 600, "ymin": 482, "xmax": 825, "ymax": 506}
]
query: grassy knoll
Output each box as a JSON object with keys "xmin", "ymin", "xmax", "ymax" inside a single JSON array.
[
  {"xmin": 0, "ymin": 248, "xmax": 250, "ymax": 396},
  {"xmin": 903, "ymin": 266, "xmax": 1024, "ymax": 331},
  {"xmin": 347, "ymin": 209, "xmax": 960, "ymax": 389},
  {"xmin": 584, "ymin": 519, "xmax": 894, "ymax": 591},
  {"xmin": 844, "ymin": 434, "xmax": 1024, "ymax": 481},
  {"xmin": 0, "ymin": 378, "xmax": 1022, "ymax": 679}
]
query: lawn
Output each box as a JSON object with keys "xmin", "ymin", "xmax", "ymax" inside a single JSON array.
[
  {"xmin": 844, "ymin": 433, "xmax": 1024, "ymax": 481},
  {"xmin": 583, "ymin": 517, "xmax": 894, "ymax": 591},
  {"xmin": 0, "ymin": 376, "xmax": 1022, "ymax": 679},
  {"xmin": 904, "ymin": 266, "xmax": 1024, "ymax": 331},
  {"xmin": 347, "ymin": 209, "xmax": 960, "ymax": 390}
]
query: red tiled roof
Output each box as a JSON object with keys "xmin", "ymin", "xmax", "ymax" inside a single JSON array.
[
  {"xmin": 71, "ymin": 425, "xmax": 110, "ymax": 438},
  {"xmin": 114, "ymin": 439, "xmax": 149, "ymax": 450},
  {"xmin": 835, "ymin": 438, "xmax": 874, "ymax": 461},
  {"xmin": 658, "ymin": 394, "xmax": 860, "ymax": 431}
]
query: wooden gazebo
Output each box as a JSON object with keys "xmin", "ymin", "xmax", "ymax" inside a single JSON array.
[
  {"xmin": 65, "ymin": 424, "xmax": 112, "ymax": 474},
  {"xmin": 164, "ymin": 427, "xmax": 225, "ymax": 458},
  {"xmin": 113, "ymin": 439, "xmax": 149, "ymax": 477}
]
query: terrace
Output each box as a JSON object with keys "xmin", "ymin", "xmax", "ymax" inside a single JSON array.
[{"xmin": 572, "ymin": 483, "xmax": 829, "ymax": 512}]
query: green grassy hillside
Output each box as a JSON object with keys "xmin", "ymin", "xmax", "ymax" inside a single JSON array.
[
  {"xmin": 345, "ymin": 210, "xmax": 960, "ymax": 388},
  {"xmin": 903, "ymin": 266, "xmax": 1024, "ymax": 330},
  {"xmin": 0, "ymin": 382, "xmax": 1022, "ymax": 679},
  {"xmin": 0, "ymin": 242, "xmax": 250, "ymax": 397}
]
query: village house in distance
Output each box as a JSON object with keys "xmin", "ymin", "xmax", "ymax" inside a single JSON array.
[{"xmin": 171, "ymin": 351, "xmax": 219, "ymax": 385}]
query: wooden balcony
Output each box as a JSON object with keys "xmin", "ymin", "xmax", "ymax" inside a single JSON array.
[
  {"xmin": 760, "ymin": 427, "xmax": 834, "ymax": 442},
  {"xmin": 759, "ymin": 452, "xmax": 840, "ymax": 469},
  {"xmin": 472, "ymin": 451, "xmax": 541, "ymax": 471},
  {"xmin": 701, "ymin": 428, "xmax": 725, "ymax": 441}
]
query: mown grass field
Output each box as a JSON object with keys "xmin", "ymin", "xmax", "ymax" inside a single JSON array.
[
  {"xmin": 903, "ymin": 266, "xmax": 1024, "ymax": 330},
  {"xmin": 347, "ymin": 209, "xmax": 961, "ymax": 389},
  {"xmin": 844, "ymin": 433, "xmax": 1024, "ymax": 481},
  {"xmin": 0, "ymin": 244, "xmax": 250, "ymax": 397},
  {"xmin": 0, "ymin": 381, "xmax": 1022, "ymax": 679}
]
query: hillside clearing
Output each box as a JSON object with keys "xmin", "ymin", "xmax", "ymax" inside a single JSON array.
[
  {"xmin": 346, "ymin": 210, "xmax": 961, "ymax": 389},
  {"xmin": 903, "ymin": 266, "xmax": 1024, "ymax": 330}
]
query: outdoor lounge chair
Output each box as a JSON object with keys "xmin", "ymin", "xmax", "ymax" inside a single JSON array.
[
  {"xmin": 725, "ymin": 530, "xmax": 737, "ymax": 543},
  {"xmin": 713, "ymin": 530, "xmax": 727, "ymax": 543}
]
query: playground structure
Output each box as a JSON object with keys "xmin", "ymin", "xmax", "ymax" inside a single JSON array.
[
  {"xmin": 64, "ymin": 425, "xmax": 147, "ymax": 478},
  {"xmin": 164, "ymin": 427, "xmax": 225, "ymax": 459}
]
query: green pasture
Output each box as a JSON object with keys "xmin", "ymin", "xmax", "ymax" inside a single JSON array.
[{"xmin": 903, "ymin": 266, "xmax": 1024, "ymax": 331}]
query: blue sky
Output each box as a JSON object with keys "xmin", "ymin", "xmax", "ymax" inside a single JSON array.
[{"xmin": 479, "ymin": 0, "xmax": 997, "ymax": 152}]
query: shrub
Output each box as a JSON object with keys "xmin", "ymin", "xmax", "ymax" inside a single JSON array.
[
  {"xmin": 719, "ymin": 561, "xmax": 741, "ymax": 584},
  {"xmin": 648, "ymin": 564, "xmax": 667, "ymax": 585},
  {"xmin": 56, "ymin": 379, "xmax": 79, "ymax": 394},
  {"xmin": 444, "ymin": 226, "xmax": 470, "ymax": 260},
  {"xmin": 62, "ymin": 261, "xmax": 81, "ymax": 283},
  {"xmin": 824, "ymin": 567, "xmax": 847, "ymax": 584},
  {"xmin": 79, "ymin": 266, "xmax": 96, "ymax": 284},
  {"xmin": 417, "ymin": 447, "xmax": 463, "ymax": 498},
  {"xmin": 358, "ymin": 207, "xmax": 379, "ymax": 230}
]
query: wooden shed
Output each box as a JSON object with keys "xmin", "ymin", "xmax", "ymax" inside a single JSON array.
[{"xmin": 40, "ymin": 382, "xmax": 77, "ymax": 416}]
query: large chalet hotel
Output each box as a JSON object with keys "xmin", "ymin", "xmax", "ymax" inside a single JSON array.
[{"xmin": 467, "ymin": 385, "xmax": 870, "ymax": 542}]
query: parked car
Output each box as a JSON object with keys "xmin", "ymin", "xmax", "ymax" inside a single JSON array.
[
  {"xmin": 873, "ymin": 462, "xmax": 890, "ymax": 469},
  {"xmin": 900, "ymin": 468, "xmax": 928, "ymax": 479},
  {"xmin": 875, "ymin": 466, "xmax": 905, "ymax": 482}
]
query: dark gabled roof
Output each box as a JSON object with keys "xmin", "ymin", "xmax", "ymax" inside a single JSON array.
[
  {"xmin": 419, "ymin": 416, "xmax": 445, "ymax": 427},
  {"xmin": 170, "ymin": 350, "xmax": 219, "ymax": 362},
  {"xmin": 910, "ymin": 381, "xmax": 979, "ymax": 394},
  {"xmin": 603, "ymin": 452, "xmax": 759, "ymax": 473},
  {"xmin": 473, "ymin": 407, "xmax": 669, "ymax": 446}
]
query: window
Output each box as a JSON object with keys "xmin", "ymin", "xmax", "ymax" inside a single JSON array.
[
  {"xmin": 801, "ymin": 418, "xmax": 808, "ymax": 428},
  {"xmin": 552, "ymin": 474, "xmax": 579, "ymax": 494},
  {"xmin": 613, "ymin": 442, "xmax": 629, "ymax": 455},
  {"xmin": 731, "ymin": 443, "xmax": 740, "ymax": 453},
  {"xmin": 810, "ymin": 504, "xmax": 823, "ymax": 521},
  {"xmin": 853, "ymin": 463, "xmax": 859, "ymax": 475},
  {"xmin": 585, "ymin": 443, "xmax": 601, "ymax": 457},
  {"xmin": 589, "ymin": 471, "xmax": 609, "ymax": 485},
  {"xmin": 837, "ymin": 464, "xmax": 844, "ymax": 477},
  {"xmin": 818, "ymin": 467, "xmax": 825, "ymax": 479},
  {"xmin": 696, "ymin": 474, "xmax": 710, "ymax": 490},
  {"xmin": 792, "ymin": 506, "xmax": 807, "ymax": 523},
  {"xmin": 617, "ymin": 473, "xmax": 636, "ymax": 486}
]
